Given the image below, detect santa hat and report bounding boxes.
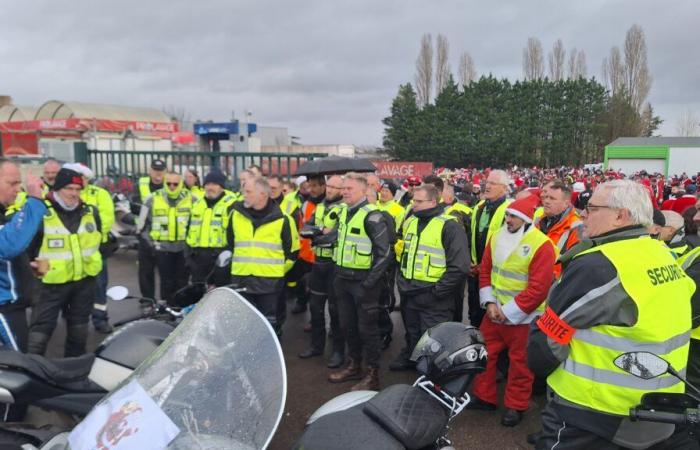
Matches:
[505,196,538,224]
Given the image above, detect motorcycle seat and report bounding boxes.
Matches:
[0,349,95,384]
[363,384,448,450]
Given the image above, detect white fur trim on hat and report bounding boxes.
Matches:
[505,207,533,224]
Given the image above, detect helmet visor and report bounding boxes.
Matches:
[410,333,443,362]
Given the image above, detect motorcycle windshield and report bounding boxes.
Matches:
[69,287,286,450]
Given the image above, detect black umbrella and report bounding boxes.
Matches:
[295,155,377,176]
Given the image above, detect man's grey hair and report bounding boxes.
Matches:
[343,172,368,188]
[414,184,439,202]
[597,179,653,226]
[489,169,510,186]
[253,177,271,196]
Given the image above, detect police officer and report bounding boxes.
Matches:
[0,160,46,351]
[529,180,695,449]
[184,168,204,200]
[227,177,299,334]
[185,170,237,284]
[134,159,166,299]
[137,171,195,304]
[389,185,469,371]
[28,168,102,357]
[442,183,472,322]
[468,169,511,327]
[328,173,392,391]
[298,175,346,367]
[69,163,116,334]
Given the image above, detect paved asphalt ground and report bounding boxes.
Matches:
[38,251,544,449]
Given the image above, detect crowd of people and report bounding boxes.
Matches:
[1,156,700,448]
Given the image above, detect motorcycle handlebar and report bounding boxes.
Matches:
[631,408,691,425]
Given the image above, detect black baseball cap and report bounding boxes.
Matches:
[151,159,166,171]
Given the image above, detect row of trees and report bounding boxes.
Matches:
[386,25,663,167]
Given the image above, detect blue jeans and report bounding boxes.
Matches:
[92,259,109,324]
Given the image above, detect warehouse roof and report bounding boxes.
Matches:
[0,105,38,122]
[34,100,171,123]
[609,137,700,146]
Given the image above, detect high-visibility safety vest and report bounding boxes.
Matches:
[313,201,343,259]
[489,226,558,315]
[377,199,405,220]
[149,191,192,242]
[41,183,50,197]
[81,184,115,243]
[470,199,511,264]
[445,201,472,217]
[186,193,237,248]
[401,214,454,283]
[6,191,27,216]
[335,204,377,270]
[299,200,317,264]
[535,208,583,278]
[230,211,286,278]
[189,185,205,200]
[281,191,301,217]
[138,177,154,201]
[38,203,102,284]
[547,237,694,416]
[678,246,700,340]
[533,207,545,221]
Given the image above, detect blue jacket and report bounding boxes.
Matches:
[0,197,47,305]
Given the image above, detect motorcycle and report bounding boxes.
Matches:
[614,351,700,445]
[294,322,488,450]
[0,286,286,449]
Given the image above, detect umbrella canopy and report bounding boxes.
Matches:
[295,155,376,176]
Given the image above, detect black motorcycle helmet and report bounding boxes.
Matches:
[410,322,487,395]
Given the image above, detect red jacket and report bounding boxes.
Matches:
[672,195,696,214]
[479,228,556,323]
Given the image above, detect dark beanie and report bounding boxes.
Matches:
[381,181,398,196]
[53,168,84,191]
[203,170,227,188]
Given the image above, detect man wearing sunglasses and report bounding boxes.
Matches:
[137,171,197,305]
[529,180,695,449]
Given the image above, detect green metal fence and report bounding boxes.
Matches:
[83,149,328,180]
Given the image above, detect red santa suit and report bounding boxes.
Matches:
[472,197,556,411]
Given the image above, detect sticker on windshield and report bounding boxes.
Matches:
[69,379,180,450]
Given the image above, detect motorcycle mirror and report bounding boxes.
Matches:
[216,250,232,268]
[613,352,669,380]
[106,286,129,301]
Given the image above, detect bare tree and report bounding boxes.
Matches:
[458,52,477,87]
[676,109,700,137]
[602,46,624,96]
[548,39,566,81]
[523,37,545,80]
[162,105,191,128]
[414,33,433,107]
[567,48,588,79]
[623,24,652,113]
[435,34,451,94]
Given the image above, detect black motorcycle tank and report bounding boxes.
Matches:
[95,319,174,369]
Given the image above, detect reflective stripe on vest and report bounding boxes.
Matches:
[186,194,236,248]
[401,214,452,283]
[547,237,693,415]
[470,199,511,264]
[149,191,192,242]
[38,204,102,284]
[281,191,300,216]
[230,211,286,278]
[313,202,343,259]
[489,226,557,313]
[335,204,376,270]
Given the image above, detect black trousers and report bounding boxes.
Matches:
[155,250,188,305]
[403,290,454,355]
[453,278,467,323]
[308,261,343,353]
[28,277,95,357]
[0,306,28,352]
[536,401,699,450]
[185,248,222,284]
[377,266,396,341]
[138,237,157,300]
[334,277,381,368]
[244,292,283,334]
[287,260,312,307]
[467,274,485,327]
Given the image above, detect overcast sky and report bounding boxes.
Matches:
[1,0,698,146]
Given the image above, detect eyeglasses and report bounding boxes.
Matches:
[327,185,343,189]
[585,203,615,213]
